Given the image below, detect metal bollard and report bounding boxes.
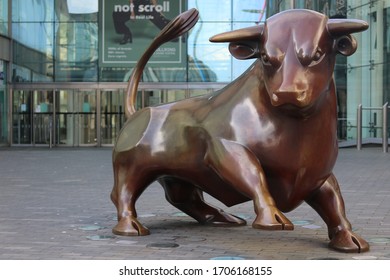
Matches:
[49,116,53,149]
[357,104,362,150]
[383,102,388,153]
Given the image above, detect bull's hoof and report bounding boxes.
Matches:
[112,216,150,236]
[329,229,369,253]
[252,207,294,230]
[202,211,247,227]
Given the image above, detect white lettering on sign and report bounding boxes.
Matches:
[114,1,170,13]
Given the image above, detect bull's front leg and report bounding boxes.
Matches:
[305,173,369,253]
[205,138,293,230]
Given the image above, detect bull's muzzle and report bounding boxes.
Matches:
[271,90,309,107]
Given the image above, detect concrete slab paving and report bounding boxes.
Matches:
[0,146,389,260]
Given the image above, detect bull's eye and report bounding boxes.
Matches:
[313,50,322,61]
[309,49,324,66]
[261,53,271,65]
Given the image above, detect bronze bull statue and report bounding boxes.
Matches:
[110,8,369,253]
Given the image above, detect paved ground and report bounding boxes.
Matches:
[0,146,389,260]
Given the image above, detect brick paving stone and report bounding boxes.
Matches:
[0,147,389,259]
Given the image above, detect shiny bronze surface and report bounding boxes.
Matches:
[111,9,369,253]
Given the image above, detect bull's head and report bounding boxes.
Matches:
[210,9,368,112]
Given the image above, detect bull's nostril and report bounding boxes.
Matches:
[297,91,306,101]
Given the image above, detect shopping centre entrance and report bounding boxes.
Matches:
[10,84,220,147]
[12,88,124,147]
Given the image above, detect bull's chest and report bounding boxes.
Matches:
[244,118,338,211]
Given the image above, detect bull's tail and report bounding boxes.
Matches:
[125,8,199,118]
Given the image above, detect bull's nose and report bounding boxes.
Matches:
[271,91,308,107]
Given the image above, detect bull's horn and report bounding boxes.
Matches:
[327,19,368,36]
[210,25,264,42]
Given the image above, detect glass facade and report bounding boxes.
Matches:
[0,60,6,144]
[10,0,265,84]
[0,0,7,36]
[11,0,98,82]
[0,0,387,146]
[0,0,7,144]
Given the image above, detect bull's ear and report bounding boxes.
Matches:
[210,25,264,60]
[229,42,259,60]
[327,19,368,56]
[334,35,358,56]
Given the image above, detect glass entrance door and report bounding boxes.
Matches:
[33,90,53,145]
[12,89,97,146]
[54,90,97,146]
[100,90,125,145]
[77,90,97,146]
[12,90,53,145]
[55,90,76,146]
[0,88,8,144]
[12,90,31,144]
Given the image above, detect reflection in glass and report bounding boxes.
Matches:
[101,90,125,145]
[232,0,266,22]
[0,0,8,35]
[12,90,32,144]
[12,90,53,145]
[33,91,53,145]
[77,91,96,145]
[67,0,98,14]
[0,89,7,144]
[56,90,75,146]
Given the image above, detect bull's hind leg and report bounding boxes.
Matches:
[160,177,246,226]
[205,139,293,230]
[110,160,150,236]
[305,174,369,253]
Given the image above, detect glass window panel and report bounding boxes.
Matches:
[141,89,186,107]
[0,0,8,35]
[188,0,232,22]
[327,0,346,17]
[12,0,55,22]
[12,90,32,144]
[188,22,232,82]
[12,33,54,83]
[76,90,96,145]
[266,0,293,17]
[55,90,75,146]
[161,89,186,103]
[346,2,373,111]
[384,7,390,108]
[55,20,98,82]
[54,1,98,82]
[294,0,319,10]
[100,90,125,145]
[0,60,7,143]
[189,89,213,98]
[141,65,188,82]
[232,0,266,22]
[143,89,164,107]
[12,0,55,82]
[12,21,54,56]
[100,67,132,82]
[67,0,98,14]
[12,64,32,83]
